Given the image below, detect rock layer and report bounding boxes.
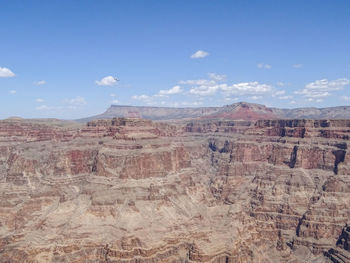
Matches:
[78,102,350,122]
[0,118,349,262]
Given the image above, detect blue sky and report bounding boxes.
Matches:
[1,0,350,119]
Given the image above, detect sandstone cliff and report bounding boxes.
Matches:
[0,117,349,262]
[77,102,350,122]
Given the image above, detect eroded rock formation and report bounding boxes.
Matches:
[0,117,349,262]
[78,102,350,122]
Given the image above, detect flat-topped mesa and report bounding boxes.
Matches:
[80,102,350,122]
[200,102,278,120]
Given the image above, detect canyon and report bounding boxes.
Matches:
[1,104,350,262]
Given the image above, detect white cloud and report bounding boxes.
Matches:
[159,85,183,95]
[180,72,275,98]
[271,90,293,100]
[277,82,285,87]
[273,90,286,96]
[96,76,117,86]
[295,78,349,98]
[36,105,50,110]
[341,96,350,101]
[290,100,296,104]
[224,97,239,102]
[153,94,167,98]
[110,93,116,97]
[208,73,226,82]
[187,81,274,97]
[189,85,221,96]
[190,50,209,59]
[179,79,216,86]
[34,80,46,86]
[306,98,323,103]
[249,95,262,100]
[35,97,87,112]
[0,67,15,78]
[257,63,271,69]
[132,95,151,101]
[9,90,16,94]
[132,85,184,104]
[132,72,279,105]
[112,99,119,104]
[222,82,273,96]
[293,64,303,68]
[278,95,293,100]
[132,93,166,104]
[181,101,203,106]
[179,73,225,87]
[64,96,87,106]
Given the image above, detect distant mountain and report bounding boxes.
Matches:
[77,102,350,122]
[77,104,222,122]
[203,102,278,120]
[272,105,350,119]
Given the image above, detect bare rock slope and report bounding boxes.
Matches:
[78,102,350,122]
[1,117,350,262]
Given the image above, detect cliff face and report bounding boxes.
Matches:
[0,118,349,262]
[77,102,350,122]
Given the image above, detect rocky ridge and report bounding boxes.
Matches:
[0,117,349,262]
[77,102,350,122]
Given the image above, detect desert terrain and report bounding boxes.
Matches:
[0,103,349,262]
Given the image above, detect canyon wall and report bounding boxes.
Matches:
[0,118,349,262]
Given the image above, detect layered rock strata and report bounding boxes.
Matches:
[0,118,349,262]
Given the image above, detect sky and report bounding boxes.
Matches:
[1,0,350,119]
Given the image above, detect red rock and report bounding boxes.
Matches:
[0,117,349,262]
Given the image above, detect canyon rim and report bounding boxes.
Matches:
[0,103,350,262]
